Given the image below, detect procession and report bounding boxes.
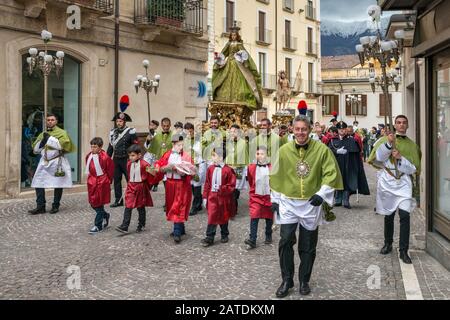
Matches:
[24,24,421,298]
[1,0,449,304]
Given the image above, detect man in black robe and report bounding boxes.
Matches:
[329,121,370,208]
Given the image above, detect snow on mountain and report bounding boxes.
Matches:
[321,17,390,57]
[321,17,390,38]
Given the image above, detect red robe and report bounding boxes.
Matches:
[247,164,273,220]
[125,159,156,209]
[154,150,193,223]
[86,150,114,208]
[203,164,236,225]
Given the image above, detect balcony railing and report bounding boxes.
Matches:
[283,35,298,51]
[321,68,371,80]
[306,41,318,56]
[283,0,295,12]
[255,28,272,45]
[305,5,316,20]
[256,0,270,4]
[261,74,298,91]
[222,18,242,34]
[134,0,205,36]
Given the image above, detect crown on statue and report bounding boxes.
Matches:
[229,21,241,33]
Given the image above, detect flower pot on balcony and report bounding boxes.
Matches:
[155,16,183,28]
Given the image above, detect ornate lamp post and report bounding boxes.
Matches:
[355,5,404,131]
[133,59,160,135]
[346,88,362,124]
[27,30,64,132]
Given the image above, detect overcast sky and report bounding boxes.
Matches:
[321,0,382,21]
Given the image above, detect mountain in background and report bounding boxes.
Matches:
[321,17,390,57]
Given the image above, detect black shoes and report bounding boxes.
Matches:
[28,207,46,215]
[299,282,311,296]
[136,226,145,233]
[110,201,123,208]
[334,202,342,207]
[245,238,256,249]
[400,250,412,264]
[49,205,59,214]
[174,235,181,243]
[221,236,229,243]
[344,203,351,209]
[115,226,128,233]
[202,238,213,247]
[265,236,273,244]
[380,243,393,255]
[275,281,294,298]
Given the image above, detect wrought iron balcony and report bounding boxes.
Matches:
[282,35,298,51]
[134,0,205,36]
[255,28,272,45]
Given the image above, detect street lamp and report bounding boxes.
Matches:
[346,88,362,124]
[27,30,64,132]
[134,59,160,136]
[355,4,404,131]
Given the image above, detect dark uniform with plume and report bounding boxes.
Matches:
[107,96,139,207]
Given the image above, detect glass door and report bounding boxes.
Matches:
[433,49,450,239]
[21,52,81,189]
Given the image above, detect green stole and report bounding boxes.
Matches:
[225,138,249,167]
[270,139,343,199]
[147,131,173,159]
[368,136,421,173]
[32,126,75,153]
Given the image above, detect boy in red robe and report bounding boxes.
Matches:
[202,148,236,247]
[152,134,196,243]
[245,145,274,249]
[115,145,156,234]
[86,137,114,234]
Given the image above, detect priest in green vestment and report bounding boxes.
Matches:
[29,113,75,215]
[270,116,343,298]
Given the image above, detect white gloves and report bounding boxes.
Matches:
[202,199,207,209]
[336,147,347,155]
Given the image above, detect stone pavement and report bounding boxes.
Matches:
[0,165,449,300]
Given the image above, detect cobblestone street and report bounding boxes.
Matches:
[0,165,449,300]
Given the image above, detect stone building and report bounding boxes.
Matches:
[0,0,208,198]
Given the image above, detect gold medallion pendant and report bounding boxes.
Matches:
[296,160,311,178]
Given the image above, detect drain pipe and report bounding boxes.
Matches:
[113,0,120,115]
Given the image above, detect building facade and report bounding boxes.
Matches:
[0,0,209,198]
[381,0,450,270]
[208,0,322,122]
[321,54,403,129]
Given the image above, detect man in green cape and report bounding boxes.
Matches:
[225,124,249,216]
[28,113,74,215]
[251,118,287,164]
[270,116,343,298]
[368,115,421,264]
[145,117,173,192]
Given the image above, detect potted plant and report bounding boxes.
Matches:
[148,0,185,28]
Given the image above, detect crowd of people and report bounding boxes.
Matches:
[26,99,421,298]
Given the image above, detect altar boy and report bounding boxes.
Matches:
[201,148,236,247]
